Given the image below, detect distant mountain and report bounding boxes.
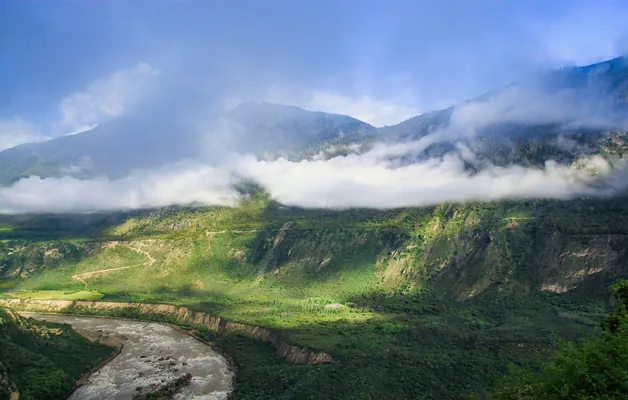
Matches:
[0,57,627,186]
[0,102,376,185]
[222,102,376,157]
[362,56,628,172]
[380,56,628,142]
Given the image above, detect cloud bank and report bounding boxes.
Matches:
[0,135,624,214]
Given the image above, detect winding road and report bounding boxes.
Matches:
[72,244,156,288]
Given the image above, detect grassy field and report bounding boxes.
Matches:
[1,195,627,398]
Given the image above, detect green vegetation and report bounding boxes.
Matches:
[1,193,628,398]
[0,307,116,400]
[488,280,628,399]
[3,290,104,301]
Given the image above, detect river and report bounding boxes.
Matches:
[24,314,234,400]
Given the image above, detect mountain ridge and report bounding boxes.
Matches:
[1,56,627,188]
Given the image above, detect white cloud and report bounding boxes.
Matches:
[237,141,622,209]
[0,117,46,151]
[449,82,627,135]
[56,62,159,136]
[0,134,624,213]
[0,161,236,213]
[303,91,421,127]
[229,88,421,127]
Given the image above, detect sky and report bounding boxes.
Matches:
[2,0,628,131]
[1,0,628,212]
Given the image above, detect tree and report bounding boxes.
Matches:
[487,280,628,400]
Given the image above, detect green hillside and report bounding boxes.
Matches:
[0,307,116,400]
[1,192,627,398]
[0,103,376,186]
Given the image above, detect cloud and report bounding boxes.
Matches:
[0,63,159,151]
[0,117,46,151]
[0,134,624,213]
[56,62,160,136]
[229,88,421,127]
[449,77,628,136]
[0,161,237,214]
[303,91,420,127]
[237,141,624,209]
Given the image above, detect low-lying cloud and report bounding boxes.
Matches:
[451,87,626,135]
[0,135,624,214]
[0,162,237,214]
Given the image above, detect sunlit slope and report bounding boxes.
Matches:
[1,194,628,397]
[3,196,628,299]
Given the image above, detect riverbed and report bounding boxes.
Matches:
[24,314,234,400]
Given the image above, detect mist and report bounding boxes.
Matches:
[0,131,626,213]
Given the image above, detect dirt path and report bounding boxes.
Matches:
[72,244,156,288]
[204,229,259,237]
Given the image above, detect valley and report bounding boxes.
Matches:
[2,193,627,398]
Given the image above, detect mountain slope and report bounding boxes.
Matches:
[2,193,628,398]
[380,56,628,142]
[0,103,376,185]
[0,57,626,188]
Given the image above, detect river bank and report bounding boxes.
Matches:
[1,299,333,364]
[25,313,234,400]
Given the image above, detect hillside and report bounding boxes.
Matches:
[2,191,628,398]
[381,56,628,141]
[0,102,375,185]
[0,307,116,400]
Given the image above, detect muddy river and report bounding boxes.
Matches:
[24,314,234,400]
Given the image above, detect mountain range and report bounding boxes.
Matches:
[1,56,627,189]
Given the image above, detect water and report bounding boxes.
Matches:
[25,314,234,400]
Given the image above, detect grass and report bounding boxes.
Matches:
[2,290,104,301]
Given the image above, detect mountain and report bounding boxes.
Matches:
[0,57,626,187]
[382,56,628,142]
[224,102,376,155]
[2,192,628,399]
[0,102,376,185]
[0,115,202,185]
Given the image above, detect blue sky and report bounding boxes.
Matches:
[1,0,628,145]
